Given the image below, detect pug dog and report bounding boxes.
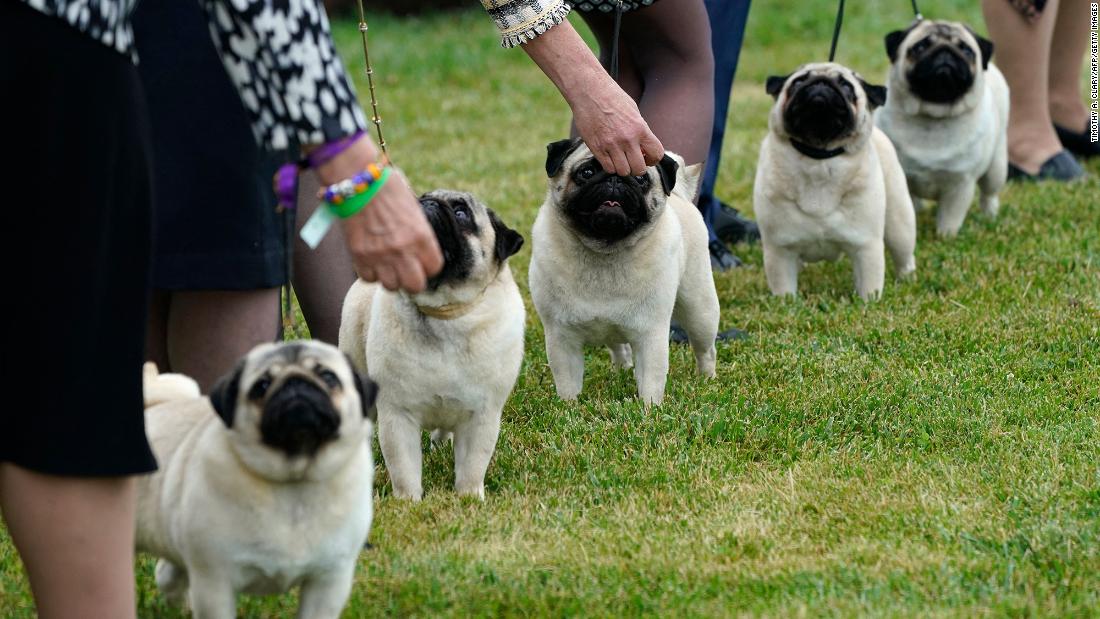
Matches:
[877,19,1008,237]
[529,140,720,405]
[136,341,379,619]
[339,190,525,501]
[755,62,917,300]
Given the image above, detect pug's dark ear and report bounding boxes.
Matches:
[344,356,379,422]
[545,138,583,177]
[885,30,907,63]
[765,74,789,99]
[860,80,888,108]
[488,209,524,263]
[965,26,994,69]
[208,360,244,428]
[656,155,679,196]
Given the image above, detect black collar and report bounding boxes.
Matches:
[790,139,845,160]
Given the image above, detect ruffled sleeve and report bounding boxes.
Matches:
[198,0,368,150]
[481,0,572,48]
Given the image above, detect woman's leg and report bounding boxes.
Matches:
[145,290,170,370]
[621,0,715,165]
[292,171,357,345]
[981,0,1062,173]
[164,290,280,391]
[578,0,715,165]
[0,465,137,619]
[1047,0,1091,129]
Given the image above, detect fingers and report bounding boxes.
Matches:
[640,131,665,167]
[608,150,632,177]
[593,149,616,175]
[393,253,428,293]
[624,145,647,176]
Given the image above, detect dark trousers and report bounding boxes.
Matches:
[699,0,752,242]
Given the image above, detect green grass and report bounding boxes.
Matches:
[3,1,1098,616]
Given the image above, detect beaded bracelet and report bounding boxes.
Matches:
[322,164,391,219]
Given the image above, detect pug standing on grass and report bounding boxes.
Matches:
[136,342,379,619]
[755,62,917,301]
[876,19,1008,237]
[529,139,720,406]
[339,190,525,501]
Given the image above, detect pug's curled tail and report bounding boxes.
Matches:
[143,362,202,409]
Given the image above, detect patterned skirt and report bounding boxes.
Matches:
[569,0,659,12]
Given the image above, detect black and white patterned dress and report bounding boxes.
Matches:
[21,0,367,150]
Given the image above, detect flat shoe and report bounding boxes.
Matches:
[1054,122,1099,159]
[1007,149,1084,182]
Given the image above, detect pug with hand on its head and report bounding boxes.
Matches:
[339,190,525,501]
[529,140,720,406]
[876,19,1008,237]
[755,62,917,301]
[136,341,379,619]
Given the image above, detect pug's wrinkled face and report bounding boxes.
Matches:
[544,139,679,250]
[417,190,523,302]
[886,20,993,105]
[209,341,378,481]
[765,62,886,150]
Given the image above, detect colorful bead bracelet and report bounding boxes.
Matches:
[322,164,391,219]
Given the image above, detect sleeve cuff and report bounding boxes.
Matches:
[483,0,572,48]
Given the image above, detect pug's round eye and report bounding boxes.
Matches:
[634,174,649,184]
[840,81,856,100]
[454,207,470,222]
[579,167,596,180]
[316,368,340,388]
[249,376,272,400]
[911,40,930,54]
[960,46,975,59]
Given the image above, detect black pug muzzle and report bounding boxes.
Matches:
[260,377,341,457]
[421,198,473,289]
[783,77,855,146]
[907,46,974,104]
[565,172,651,244]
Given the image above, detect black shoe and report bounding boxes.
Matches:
[1007,150,1084,182]
[670,323,748,344]
[709,239,742,272]
[1054,122,1100,159]
[713,201,760,245]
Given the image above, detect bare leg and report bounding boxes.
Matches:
[982,0,1062,174]
[293,171,356,344]
[1048,0,1091,129]
[165,289,280,392]
[0,465,137,619]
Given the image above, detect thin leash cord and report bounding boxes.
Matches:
[610,0,623,81]
[910,0,922,20]
[356,0,388,158]
[828,0,845,62]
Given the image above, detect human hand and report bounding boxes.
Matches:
[518,19,664,176]
[569,74,664,176]
[314,138,442,293]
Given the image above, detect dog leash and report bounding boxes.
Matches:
[828,0,845,62]
[910,0,923,21]
[276,0,394,340]
[610,0,624,81]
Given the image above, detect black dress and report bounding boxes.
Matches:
[134,0,289,290]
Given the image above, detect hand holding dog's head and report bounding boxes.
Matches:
[209,340,378,480]
[544,139,679,249]
[765,63,885,152]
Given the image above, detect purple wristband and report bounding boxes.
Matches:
[275,130,367,211]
